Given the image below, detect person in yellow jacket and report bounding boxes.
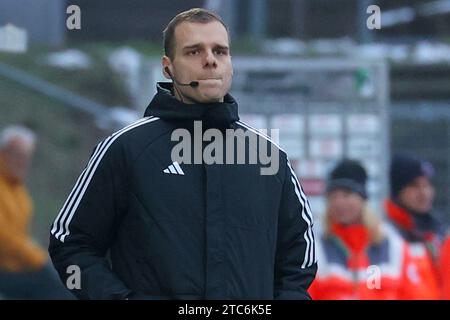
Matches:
[0,125,73,299]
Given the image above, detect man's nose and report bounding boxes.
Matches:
[203,50,217,68]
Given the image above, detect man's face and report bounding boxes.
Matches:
[163,21,233,103]
[398,176,435,214]
[0,137,35,183]
[327,189,365,225]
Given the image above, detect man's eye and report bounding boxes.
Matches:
[188,50,199,55]
[215,50,227,55]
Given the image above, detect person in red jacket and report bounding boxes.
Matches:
[440,234,450,299]
[309,159,423,300]
[385,153,447,299]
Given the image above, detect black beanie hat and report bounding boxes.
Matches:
[327,159,368,198]
[390,154,434,199]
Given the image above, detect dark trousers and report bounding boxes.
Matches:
[0,263,76,300]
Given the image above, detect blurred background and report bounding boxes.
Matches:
[0,0,449,248]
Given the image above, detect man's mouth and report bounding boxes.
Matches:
[198,77,222,81]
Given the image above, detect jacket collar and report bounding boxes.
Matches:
[384,199,443,244]
[331,222,370,254]
[384,199,415,232]
[144,82,239,129]
[330,222,370,269]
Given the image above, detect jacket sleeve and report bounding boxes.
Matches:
[48,138,132,300]
[274,158,318,300]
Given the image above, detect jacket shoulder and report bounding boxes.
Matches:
[88,116,169,166]
[105,116,174,151]
[235,120,287,157]
[111,116,166,145]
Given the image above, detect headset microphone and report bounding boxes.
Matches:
[165,67,199,88]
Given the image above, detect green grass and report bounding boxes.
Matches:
[0,45,131,107]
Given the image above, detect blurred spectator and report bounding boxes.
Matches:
[309,159,424,299]
[385,153,448,299]
[0,125,73,299]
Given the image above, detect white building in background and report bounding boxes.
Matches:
[0,0,65,47]
[0,23,28,53]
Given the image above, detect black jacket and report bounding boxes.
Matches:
[49,83,317,300]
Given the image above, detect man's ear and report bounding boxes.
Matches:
[230,55,234,77]
[162,56,172,79]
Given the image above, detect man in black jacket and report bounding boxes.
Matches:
[49,8,317,300]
